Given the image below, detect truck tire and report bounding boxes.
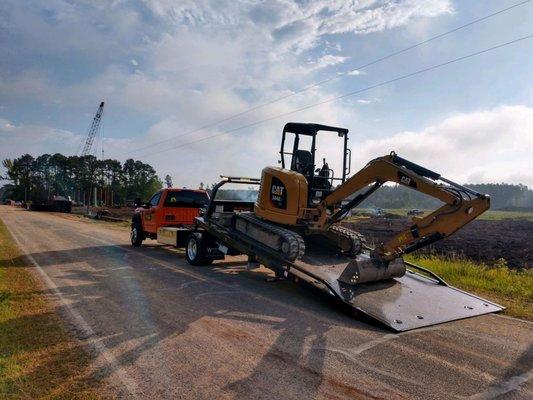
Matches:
[186,233,213,266]
[131,222,144,247]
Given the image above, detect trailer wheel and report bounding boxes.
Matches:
[131,222,144,247]
[186,233,213,266]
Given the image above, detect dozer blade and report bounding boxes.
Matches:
[288,252,504,332]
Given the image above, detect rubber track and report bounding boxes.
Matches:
[234,212,306,261]
[328,225,366,256]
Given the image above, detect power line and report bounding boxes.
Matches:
[140,34,532,158]
[122,0,531,156]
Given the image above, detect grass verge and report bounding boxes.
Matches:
[407,255,533,321]
[0,217,107,399]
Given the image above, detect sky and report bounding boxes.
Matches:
[1,0,532,188]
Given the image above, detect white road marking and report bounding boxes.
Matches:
[350,333,400,355]
[466,368,533,399]
[3,220,141,399]
[194,290,243,300]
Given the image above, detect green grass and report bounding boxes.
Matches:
[476,210,533,221]
[407,255,533,320]
[0,217,106,399]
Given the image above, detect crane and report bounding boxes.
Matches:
[80,101,104,157]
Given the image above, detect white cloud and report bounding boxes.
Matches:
[346,69,363,76]
[318,0,453,36]
[352,105,533,186]
[308,54,349,70]
[1,0,453,117]
[141,0,453,53]
[1,0,466,188]
[0,118,82,158]
[0,117,132,161]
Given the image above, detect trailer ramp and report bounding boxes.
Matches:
[288,251,504,332]
[196,216,503,332]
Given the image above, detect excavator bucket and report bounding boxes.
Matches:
[288,252,504,332]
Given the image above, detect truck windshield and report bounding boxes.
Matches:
[164,191,209,207]
[214,183,259,202]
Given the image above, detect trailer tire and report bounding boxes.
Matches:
[131,222,144,247]
[186,233,213,266]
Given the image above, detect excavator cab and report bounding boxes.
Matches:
[280,123,351,204]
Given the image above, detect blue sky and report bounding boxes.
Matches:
[1,0,532,187]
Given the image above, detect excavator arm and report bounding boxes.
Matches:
[320,152,490,261]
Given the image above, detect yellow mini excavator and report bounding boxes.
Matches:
[235,122,489,266]
[224,122,502,329]
[191,122,503,330]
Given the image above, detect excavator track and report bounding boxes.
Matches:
[308,224,365,257]
[328,225,367,256]
[233,212,305,261]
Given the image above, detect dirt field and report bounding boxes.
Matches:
[344,217,532,269]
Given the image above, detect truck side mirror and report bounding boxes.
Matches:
[133,198,142,208]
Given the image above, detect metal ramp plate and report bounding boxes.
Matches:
[290,253,504,332]
[338,272,504,331]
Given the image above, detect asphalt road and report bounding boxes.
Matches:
[1,206,531,400]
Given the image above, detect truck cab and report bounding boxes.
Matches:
[131,188,209,246]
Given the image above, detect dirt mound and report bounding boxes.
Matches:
[72,206,133,221]
[343,217,532,269]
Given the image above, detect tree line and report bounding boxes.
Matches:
[2,152,530,210]
[1,153,162,206]
[356,183,533,210]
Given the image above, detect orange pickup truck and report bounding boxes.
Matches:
[130,188,209,247]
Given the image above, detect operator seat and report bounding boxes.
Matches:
[291,150,314,176]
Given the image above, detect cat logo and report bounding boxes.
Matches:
[272,185,284,197]
[270,177,287,209]
[398,172,417,188]
[401,176,411,185]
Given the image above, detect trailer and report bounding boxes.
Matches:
[179,176,503,332]
[28,196,72,213]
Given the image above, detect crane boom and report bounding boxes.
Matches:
[80,101,104,157]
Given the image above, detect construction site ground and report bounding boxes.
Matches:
[0,205,531,399]
[344,216,532,269]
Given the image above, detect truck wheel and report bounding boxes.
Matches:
[186,233,213,266]
[131,222,144,247]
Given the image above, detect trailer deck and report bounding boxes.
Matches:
[190,176,504,332]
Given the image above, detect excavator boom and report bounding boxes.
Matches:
[320,152,490,261]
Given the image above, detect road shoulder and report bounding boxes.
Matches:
[0,213,111,399]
